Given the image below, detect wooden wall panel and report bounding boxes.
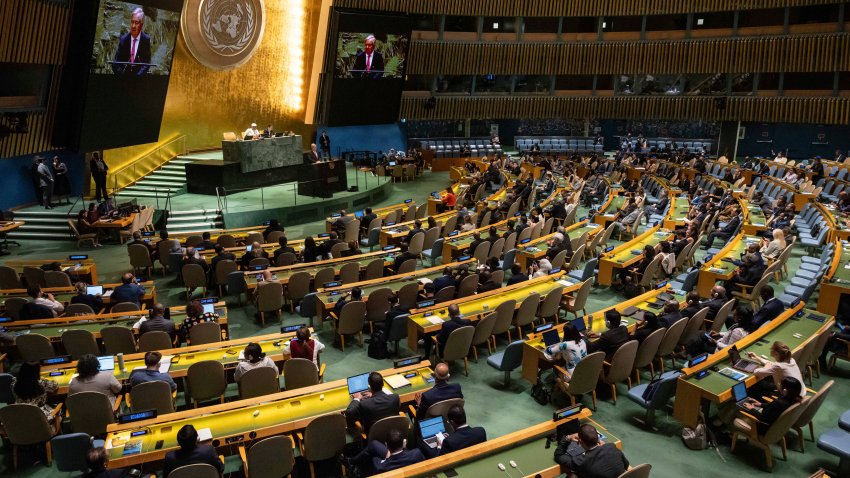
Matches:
[0,0,72,159]
[407,34,850,75]
[334,0,842,17]
[399,96,850,125]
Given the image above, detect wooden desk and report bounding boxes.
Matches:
[372,411,620,478]
[0,281,157,310]
[103,362,434,469]
[695,233,758,297]
[427,183,465,216]
[406,272,580,351]
[5,259,99,285]
[380,211,455,247]
[597,227,673,286]
[40,331,293,395]
[521,286,687,385]
[242,249,399,290]
[515,221,602,270]
[326,201,414,232]
[441,219,511,263]
[662,194,691,230]
[672,302,832,428]
[593,194,625,227]
[817,240,846,316]
[742,202,768,236]
[93,214,136,229]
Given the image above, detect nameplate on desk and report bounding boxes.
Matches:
[457,255,471,261]
[383,246,395,251]
[404,198,413,203]
[118,409,157,424]
[41,355,71,365]
[416,300,435,309]
[199,297,218,304]
[534,323,554,333]
[68,255,88,260]
[318,233,330,238]
[553,404,582,421]
[281,324,306,333]
[394,356,422,368]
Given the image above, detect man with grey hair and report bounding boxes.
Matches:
[113,7,151,75]
[353,34,384,78]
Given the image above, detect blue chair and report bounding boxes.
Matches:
[626,371,681,429]
[296,292,318,326]
[486,340,524,386]
[52,432,94,474]
[360,227,381,251]
[568,257,598,282]
[387,313,409,355]
[670,268,699,292]
[817,428,850,476]
[500,248,517,271]
[422,237,444,266]
[840,410,850,432]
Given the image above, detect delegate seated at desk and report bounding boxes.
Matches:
[163,425,224,478]
[346,371,401,433]
[555,424,629,478]
[243,123,261,140]
[423,404,486,458]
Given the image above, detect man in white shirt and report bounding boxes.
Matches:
[31,286,64,316]
[747,341,807,398]
[243,123,260,140]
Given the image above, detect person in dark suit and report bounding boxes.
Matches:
[658,300,683,328]
[391,242,416,274]
[381,293,410,332]
[180,247,210,277]
[506,263,528,285]
[112,8,152,76]
[644,194,669,219]
[319,129,331,159]
[431,404,487,456]
[414,362,462,417]
[305,143,321,164]
[703,215,741,250]
[467,232,489,257]
[555,424,629,477]
[82,447,127,478]
[477,271,499,293]
[333,287,361,317]
[725,253,766,299]
[210,245,236,276]
[352,35,385,79]
[361,207,377,228]
[90,152,109,202]
[633,311,664,344]
[406,220,424,245]
[699,286,727,325]
[432,267,455,293]
[272,236,296,263]
[588,310,630,360]
[353,428,424,475]
[111,273,145,307]
[346,372,400,433]
[198,232,216,250]
[138,303,176,342]
[71,282,104,312]
[753,286,784,328]
[163,425,224,478]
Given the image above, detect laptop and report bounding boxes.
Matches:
[431,192,441,200]
[87,285,103,295]
[732,381,763,414]
[347,373,370,395]
[97,355,115,371]
[571,317,587,335]
[728,345,759,373]
[202,303,215,315]
[542,329,561,348]
[419,416,449,449]
[354,210,364,219]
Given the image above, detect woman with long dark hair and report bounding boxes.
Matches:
[12,361,58,415]
[68,354,122,406]
[301,236,319,263]
[285,326,325,367]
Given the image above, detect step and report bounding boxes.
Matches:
[8,231,73,240]
[122,184,177,193]
[11,217,73,226]
[114,191,163,198]
[166,221,224,231]
[170,158,194,165]
[132,179,185,188]
[150,170,186,179]
[161,164,188,172]
[13,210,75,219]
[169,209,222,216]
[168,214,222,223]
[13,224,70,233]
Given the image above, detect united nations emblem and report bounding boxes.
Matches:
[181,0,265,70]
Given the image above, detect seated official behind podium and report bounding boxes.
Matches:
[164,425,224,478]
[555,424,629,478]
[304,143,321,164]
[243,123,260,140]
[424,404,486,457]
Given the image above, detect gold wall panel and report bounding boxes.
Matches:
[0,0,71,159]
[399,96,850,125]
[103,0,323,170]
[333,0,842,17]
[407,33,850,75]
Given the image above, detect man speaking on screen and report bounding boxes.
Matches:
[112,8,152,76]
[352,35,384,79]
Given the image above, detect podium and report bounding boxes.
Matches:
[298,160,348,198]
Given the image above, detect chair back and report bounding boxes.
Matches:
[472,313,497,347]
[366,287,392,323]
[408,232,425,255]
[471,241,489,264]
[16,333,55,361]
[138,331,173,352]
[565,245,586,272]
[66,391,115,436]
[442,216,458,236]
[217,234,237,247]
[367,415,411,443]
[246,435,295,478]
[538,286,564,319]
[266,231,285,244]
[22,266,46,288]
[187,360,226,404]
[226,271,247,300]
[302,413,347,462]
[762,401,807,444]
[4,296,27,319]
[504,232,517,253]
[679,307,708,346]
[167,464,220,478]
[456,273,479,298]
[422,227,441,253]
[52,432,92,473]
[283,358,320,391]
[794,379,834,430]
[239,366,280,399]
[604,340,639,385]
[66,303,96,315]
[638,256,662,288]
[397,258,417,274]
[249,257,271,269]
[128,244,153,269]
[657,318,688,358]
[517,227,533,243]
[633,328,665,370]
[337,301,367,335]
[0,265,22,289]
[365,258,385,280]
[112,302,140,313]
[565,351,605,396]
[396,282,419,309]
[44,271,72,288]
[434,285,455,303]
[189,322,221,345]
[246,232,264,245]
[61,329,100,359]
[285,271,311,302]
[617,463,652,478]
[215,260,238,285]
[387,313,409,343]
[440,325,475,362]
[255,281,284,315]
[276,252,297,266]
[424,398,465,420]
[330,242,349,258]
[130,380,175,414]
[0,404,53,446]
[184,235,203,247]
[570,278,594,312]
[515,292,540,328]
[488,237,505,259]
[157,240,178,268]
[550,249,569,270]
[710,299,736,333]
[495,340,525,371]
[181,263,207,289]
[339,262,360,284]
[490,299,517,336]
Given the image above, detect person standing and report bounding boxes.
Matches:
[52,156,70,205]
[90,152,109,201]
[36,157,54,209]
[319,129,331,159]
[30,157,42,206]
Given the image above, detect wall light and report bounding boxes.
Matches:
[696,18,704,26]
[492,22,499,29]
[282,0,305,112]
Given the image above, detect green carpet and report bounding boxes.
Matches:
[1,169,845,477]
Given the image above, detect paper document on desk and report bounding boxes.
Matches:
[197,428,213,442]
[385,374,411,389]
[426,316,443,325]
[103,290,113,297]
[159,356,172,373]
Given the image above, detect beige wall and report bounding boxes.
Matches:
[103,0,327,170]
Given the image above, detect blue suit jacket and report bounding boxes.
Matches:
[440,426,486,455]
[415,381,463,417]
[373,448,425,473]
[754,298,784,327]
[432,275,455,292]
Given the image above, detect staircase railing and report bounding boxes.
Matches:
[109,135,187,194]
